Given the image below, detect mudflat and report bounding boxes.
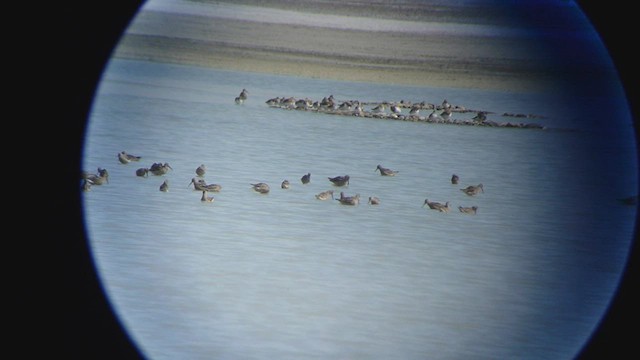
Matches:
[112,1,600,92]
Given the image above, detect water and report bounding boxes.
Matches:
[82,59,637,360]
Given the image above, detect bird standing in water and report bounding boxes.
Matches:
[251,182,270,194]
[195,164,206,177]
[159,180,169,192]
[375,165,399,176]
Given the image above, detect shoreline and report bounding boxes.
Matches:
[111,5,614,94]
[113,34,560,93]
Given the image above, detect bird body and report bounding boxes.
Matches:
[472,111,487,122]
[337,192,360,205]
[368,196,380,205]
[315,190,334,200]
[118,151,141,164]
[281,180,290,189]
[423,199,450,212]
[84,168,109,185]
[149,162,172,176]
[460,184,484,196]
[136,168,149,177]
[196,164,206,177]
[375,165,398,176]
[159,180,169,192]
[328,175,350,187]
[459,206,478,215]
[451,174,459,184]
[251,183,270,194]
[189,178,221,192]
[301,173,311,184]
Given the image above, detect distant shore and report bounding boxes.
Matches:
[112,2,608,93]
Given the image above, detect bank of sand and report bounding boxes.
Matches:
[112,5,595,93]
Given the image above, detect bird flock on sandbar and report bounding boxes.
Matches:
[258,92,545,129]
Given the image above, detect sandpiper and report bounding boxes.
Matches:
[189,178,221,192]
[460,184,484,196]
[472,111,487,122]
[159,180,169,192]
[368,196,380,205]
[84,168,109,185]
[281,180,291,189]
[375,164,398,176]
[328,175,350,187]
[235,88,248,104]
[440,107,452,121]
[251,182,270,194]
[451,174,459,184]
[371,103,387,114]
[195,164,206,177]
[315,190,334,200]
[458,205,478,215]
[136,168,149,177]
[336,192,360,205]
[118,151,142,164]
[149,162,172,176]
[301,173,311,184]
[423,199,450,212]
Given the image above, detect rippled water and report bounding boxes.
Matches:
[82,59,637,360]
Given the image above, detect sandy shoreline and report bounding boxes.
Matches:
[112,3,608,93]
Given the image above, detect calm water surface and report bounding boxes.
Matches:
[83,59,637,360]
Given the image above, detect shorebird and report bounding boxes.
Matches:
[301,173,311,184]
[189,178,221,192]
[428,110,442,122]
[195,164,206,177]
[201,190,215,202]
[118,151,141,164]
[84,168,109,185]
[315,190,334,200]
[328,175,350,187]
[159,180,169,192]
[375,164,398,176]
[451,174,459,184]
[440,107,452,121]
[409,105,420,115]
[281,180,290,189]
[135,168,149,177]
[472,111,487,122]
[460,184,484,196]
[336,192,360,205]
[458,205,478,215]
[390,104,401,114]
[235,88,248,104]
[371,103,387,114]
[251,182,270,194]
[368,196,380,205]
[266,97,281,106]
[441,99,451,110]
[149,162,172,176]
[422,199,450,212]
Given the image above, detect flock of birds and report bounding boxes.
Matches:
[81,150,483,214]
[81,89,492,213]
[255,90,544,129]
